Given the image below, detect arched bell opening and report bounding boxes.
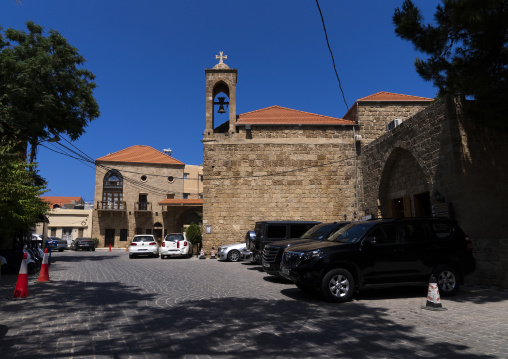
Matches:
[212,81,231,133]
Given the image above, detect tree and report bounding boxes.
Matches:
[393,0,508,128]
[0,21,100,163]
[0,135,48,247]
[185,223,202,246]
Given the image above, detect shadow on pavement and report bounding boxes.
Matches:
[0,277,496,358]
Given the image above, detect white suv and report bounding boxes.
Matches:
[128,235,159,259]
[160,233,193,259]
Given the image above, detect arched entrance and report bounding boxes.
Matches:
[378,147,431,218]
[153,222,163,243]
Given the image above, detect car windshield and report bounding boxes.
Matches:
[165,234,183,241]
[133,236,154,242]
[326,222,374,243]
[300,223,339,240]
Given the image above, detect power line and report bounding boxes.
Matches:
[315,0,349,111]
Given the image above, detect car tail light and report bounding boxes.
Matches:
[149,242,157,246]
[465,235,473,251]
[177,241,180,248]
[184,241,188,247]
[162,242,165,247]
[130,243,137,246]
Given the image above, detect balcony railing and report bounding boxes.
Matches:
[135,202,152,211]
[97,201,126,210]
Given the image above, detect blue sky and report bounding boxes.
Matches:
[1,0,440,203]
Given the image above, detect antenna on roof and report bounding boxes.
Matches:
[163,148,172,156]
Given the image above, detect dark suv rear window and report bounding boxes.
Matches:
[266,225,286,239]
[430,222,454,239]
[290,224,311,238]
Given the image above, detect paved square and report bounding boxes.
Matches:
[1,250,507,358]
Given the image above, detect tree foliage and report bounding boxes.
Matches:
[185,223,202,245]
[0,135,48,243]
[393,0,508,128]
[0,21,100,162]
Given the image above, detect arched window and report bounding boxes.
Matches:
[102,170,124,209]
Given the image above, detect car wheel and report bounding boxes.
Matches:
[433,265,460,296]
[227,250,240,262]
[321,268,355,303]
[92,248,95,251]
[58,249,64,252]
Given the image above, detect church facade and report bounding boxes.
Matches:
[201,56,431,251]
[201,54,508,288]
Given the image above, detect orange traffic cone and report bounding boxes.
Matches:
[38,248,50,282]
[210,248,216,259]
[199,248,206,259]
[422,274,447,311]
[109,244,112,252]
[13,253,29,299]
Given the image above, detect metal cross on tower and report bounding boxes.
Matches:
[216,51,227,64]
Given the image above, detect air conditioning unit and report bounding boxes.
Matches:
[386,118,402,131]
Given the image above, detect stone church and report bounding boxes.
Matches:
[202,54,508,288]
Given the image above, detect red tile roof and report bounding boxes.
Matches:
[159,199,203,206]
[342,91,434,120]
[236,106,353,125]
[357,91,433,102]
[41,196,83,208]
[96,145,184,165]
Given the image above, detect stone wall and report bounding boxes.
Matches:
[361,98,508,288]
[202,126,359,250]
[356,102,431,143]
[92,162,184,247]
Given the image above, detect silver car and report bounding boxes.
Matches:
[128,235,159,259]
[217,242,246,262]
[49,236,67,252]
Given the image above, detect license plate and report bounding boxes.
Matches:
[281,268,290,276]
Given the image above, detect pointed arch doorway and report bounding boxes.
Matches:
[378,147,431,218]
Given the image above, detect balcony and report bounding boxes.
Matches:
[134,202,152,217]
[97,201,127,217]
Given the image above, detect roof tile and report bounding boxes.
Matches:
[357,91,433,102]
[159,199,203,205]
[236,106,353,125]
[96,145,184,165]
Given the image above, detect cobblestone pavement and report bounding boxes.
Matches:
[0,249,507,358]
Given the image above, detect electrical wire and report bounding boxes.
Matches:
[315,0,349,111]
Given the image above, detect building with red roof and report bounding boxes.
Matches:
[91,145,202,247]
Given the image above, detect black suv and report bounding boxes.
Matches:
[246,221,319,264]
[280,218,476,302]
[262,222,350,276]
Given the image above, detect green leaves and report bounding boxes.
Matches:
[393,0,508,129]
[0,21,100,162]
[0,139,48,240]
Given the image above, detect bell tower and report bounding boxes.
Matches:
[204,52,237,139]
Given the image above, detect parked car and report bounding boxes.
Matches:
[217,242,246,262]
[262,221,350,276]
[280,218,476,302]
[32,234,57,249]
[49,236,67,252]
[160,233,192,259]
[129,235,159,258]
[246,221,320,264]
[71,237,96,251]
